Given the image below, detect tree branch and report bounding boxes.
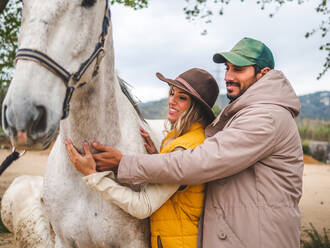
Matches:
[0,0,10,14]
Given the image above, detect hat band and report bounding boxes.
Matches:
[175,77,203,100]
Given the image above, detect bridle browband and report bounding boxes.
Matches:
[15,0,111,119]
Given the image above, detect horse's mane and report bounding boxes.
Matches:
[118,77,146,123]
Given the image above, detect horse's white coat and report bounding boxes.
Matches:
[1,176,54,247]
[2,0,157,247]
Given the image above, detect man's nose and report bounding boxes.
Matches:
[224,70,234,82]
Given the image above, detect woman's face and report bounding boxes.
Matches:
[168,86,191,123]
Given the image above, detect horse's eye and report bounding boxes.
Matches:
[81,0,96,8]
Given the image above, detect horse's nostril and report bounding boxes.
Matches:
[2,105,17,137]
[32,106,47,133]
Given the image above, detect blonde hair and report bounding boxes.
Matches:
[165,86,212,138]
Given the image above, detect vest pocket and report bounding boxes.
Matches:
[157,235,163,248]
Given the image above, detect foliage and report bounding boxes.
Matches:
[183,0,329,79]
[0,0,22,127]
[301,140,311,155]
[300,223,330,248]
[212,104,222,116]
[0,0,22,90]
[0,0,328,94]
[296,119,330,142]
[110,0,147,10]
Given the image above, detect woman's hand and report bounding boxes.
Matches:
[140,127,158,154]
[65,139,97,176]
[92,142,123,172]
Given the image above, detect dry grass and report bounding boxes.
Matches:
[304,155,325,165]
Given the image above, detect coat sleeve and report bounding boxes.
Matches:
[83,171,179,219]
[118,108,277,185]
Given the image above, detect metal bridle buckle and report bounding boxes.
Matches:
[12,146,26,157]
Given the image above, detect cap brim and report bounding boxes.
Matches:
[156,72,216,121]
[213,52,254,66]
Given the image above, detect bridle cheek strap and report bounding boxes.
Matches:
[14,0,110,120]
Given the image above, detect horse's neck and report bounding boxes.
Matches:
[60,38,142,153]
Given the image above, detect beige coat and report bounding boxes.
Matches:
[118,70,304,248]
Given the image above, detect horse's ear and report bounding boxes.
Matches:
[0,0,10,14]
[82,0,97,8]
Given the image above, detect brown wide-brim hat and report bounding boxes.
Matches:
[156,68,219,121]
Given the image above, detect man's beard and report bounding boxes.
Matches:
[227,93,242,102]
[226,82,241,102]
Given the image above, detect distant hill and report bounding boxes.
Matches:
[140,91,330,121]
[139,98,168,119]
[298,91,330,121]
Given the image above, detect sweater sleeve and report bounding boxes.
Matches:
[83,171,179,219]
[118,107,277,185]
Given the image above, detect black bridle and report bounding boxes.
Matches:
[15,0,111,119]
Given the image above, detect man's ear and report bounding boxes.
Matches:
[256,67,271,80]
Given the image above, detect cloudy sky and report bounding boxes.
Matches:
[110,0,330,102]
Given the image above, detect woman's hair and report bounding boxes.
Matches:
[165,86,212,138]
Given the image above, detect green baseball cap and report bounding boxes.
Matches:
[213,37,275,69]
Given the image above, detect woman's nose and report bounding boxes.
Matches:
[168,96,176,105]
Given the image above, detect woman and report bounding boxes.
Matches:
[65,68,219,248]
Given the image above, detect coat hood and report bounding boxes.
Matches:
[224,70,300,118]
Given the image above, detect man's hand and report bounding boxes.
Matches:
[65,139,97,176]
[92,142,123,172]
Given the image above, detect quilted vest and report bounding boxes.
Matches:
[150,122,205,248]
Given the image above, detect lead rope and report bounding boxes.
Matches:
[0,147,26,176]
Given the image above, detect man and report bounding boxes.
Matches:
[92,37,304,248]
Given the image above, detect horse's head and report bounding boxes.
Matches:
[2,0,110,150]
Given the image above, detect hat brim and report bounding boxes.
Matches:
[156,72,215,121]
[213,52,254,66]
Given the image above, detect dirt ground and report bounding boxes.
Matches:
[0,149,329,246]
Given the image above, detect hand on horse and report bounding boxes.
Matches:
[92,142,122,172]
[140,127,158,154]
[65,139,97,176]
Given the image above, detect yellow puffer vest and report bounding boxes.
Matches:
[150,122,205,248]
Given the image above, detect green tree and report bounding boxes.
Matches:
[183,0,329,79]
[0,0,22,91]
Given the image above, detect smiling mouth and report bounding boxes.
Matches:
[226,82,241,93]
[169,108,178,114]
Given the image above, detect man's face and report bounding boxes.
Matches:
[224,62,258,102]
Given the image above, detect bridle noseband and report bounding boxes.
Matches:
[15,0,111,119]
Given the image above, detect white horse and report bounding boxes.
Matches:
[1,0,156,247]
